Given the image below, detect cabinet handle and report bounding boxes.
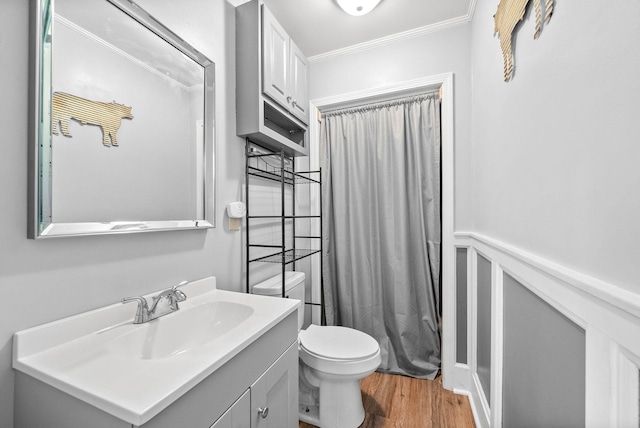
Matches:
[292,100,297,108]
[286,95,292,103]
[258,406,269,418]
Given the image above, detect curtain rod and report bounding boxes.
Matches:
[321,91,440,118]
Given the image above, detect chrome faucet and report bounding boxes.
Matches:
[121,281,188,324]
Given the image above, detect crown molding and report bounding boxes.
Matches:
[467,0,478,21]
[309,1,477,64]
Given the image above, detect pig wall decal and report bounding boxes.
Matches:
[494,0,554,82]
[52,92,134,147]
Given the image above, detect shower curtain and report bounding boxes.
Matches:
[321,94,441,379]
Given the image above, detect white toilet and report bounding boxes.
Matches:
[252,272,381,428]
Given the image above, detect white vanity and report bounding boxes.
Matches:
[13,277,300,428]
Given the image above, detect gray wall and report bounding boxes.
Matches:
[0,1,245,426]
[503,273,585,427]
[476,253,492,404]
[456,247,468,364]
[470,0,640,294]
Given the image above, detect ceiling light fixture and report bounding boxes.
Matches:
[336,0,382,16]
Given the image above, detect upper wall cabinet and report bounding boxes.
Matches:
[236,0,309,156]
[262,7,309,124]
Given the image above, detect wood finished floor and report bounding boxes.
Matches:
[299,371,476,428]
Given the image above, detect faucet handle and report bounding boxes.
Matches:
[121,296,149,324]
[172,280,188,302]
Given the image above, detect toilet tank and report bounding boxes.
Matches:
[252,271,305,329]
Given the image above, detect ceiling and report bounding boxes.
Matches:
[231,0,474,58]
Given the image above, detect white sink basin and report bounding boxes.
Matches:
[13,277,299,425]
[107,301,254,360]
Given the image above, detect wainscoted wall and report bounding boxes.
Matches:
[503,273,585,427]
[451,232,640,428]
[463,1,640,426]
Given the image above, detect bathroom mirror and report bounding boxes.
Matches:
[28,0,215,238]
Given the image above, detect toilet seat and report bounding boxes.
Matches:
[298,325,381,376]
[299,325,379,360]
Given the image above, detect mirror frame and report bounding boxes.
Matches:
[27,0,216,239]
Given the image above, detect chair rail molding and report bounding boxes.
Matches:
[455,231,640,320]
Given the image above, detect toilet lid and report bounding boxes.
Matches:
[299,325,379,361]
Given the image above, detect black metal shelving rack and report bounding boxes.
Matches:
[244,139,324,320]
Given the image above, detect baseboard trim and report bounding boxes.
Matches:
[469,373,490,428]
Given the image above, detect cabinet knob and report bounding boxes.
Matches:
[258,406,269,418]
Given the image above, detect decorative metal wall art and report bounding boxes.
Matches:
[494,0,554,82]
[52,92,134,147]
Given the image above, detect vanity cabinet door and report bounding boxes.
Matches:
[250,342,298,428]
[261,5,290,110]
[211,390,250,428]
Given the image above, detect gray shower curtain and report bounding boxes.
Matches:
[321,94,441,379]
